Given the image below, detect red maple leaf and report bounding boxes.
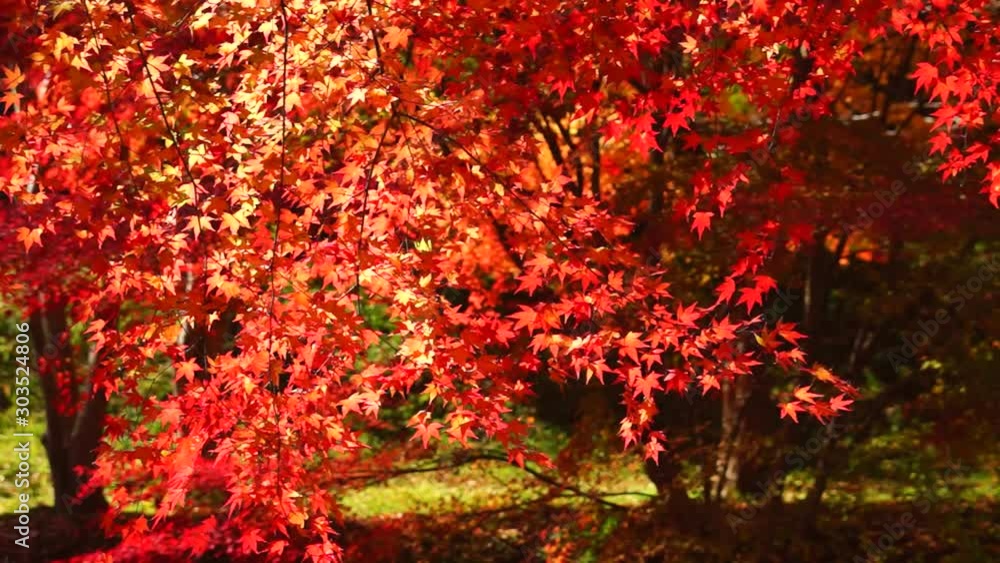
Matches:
[910,62,938,94]
[779,401,804,423]
[620,331,648,364]
[829,393,855,412]
[691,211,714,240]
[736,287,764,313]
[715,277,737,306]
[776,322,807,345]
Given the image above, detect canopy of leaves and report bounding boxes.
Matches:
[1,0,997,559]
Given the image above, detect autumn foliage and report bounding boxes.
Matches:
[0,0,997,560]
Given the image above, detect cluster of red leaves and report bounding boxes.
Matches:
[895,1,1000,206]
[0,0,996,560]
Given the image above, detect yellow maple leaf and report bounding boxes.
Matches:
[16,227,42,251]
[53,32,79,61]
[1,65,24,90]
[288,511,307,528]
[812,364,836,382]
[221,212,250,234]
[1,90,22,112]
[382,26,412,50]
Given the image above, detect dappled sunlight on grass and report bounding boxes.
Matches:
[340,454,658,519]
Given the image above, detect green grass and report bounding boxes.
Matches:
[341,462,532,518]
[339,455,657,519]
[0,414,52,512]
[823,470,999,507]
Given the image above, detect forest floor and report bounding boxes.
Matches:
[0,453,995,562]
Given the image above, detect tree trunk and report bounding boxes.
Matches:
[713,377,749,501]
[31,298,108,516]
[644,456,701,519]
[799,458,829,533]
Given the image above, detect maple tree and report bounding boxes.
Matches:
[0,0,998,560]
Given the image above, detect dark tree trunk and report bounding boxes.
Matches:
[713,377,750,501]
[799,458,829,533]
[31,298,108,516]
